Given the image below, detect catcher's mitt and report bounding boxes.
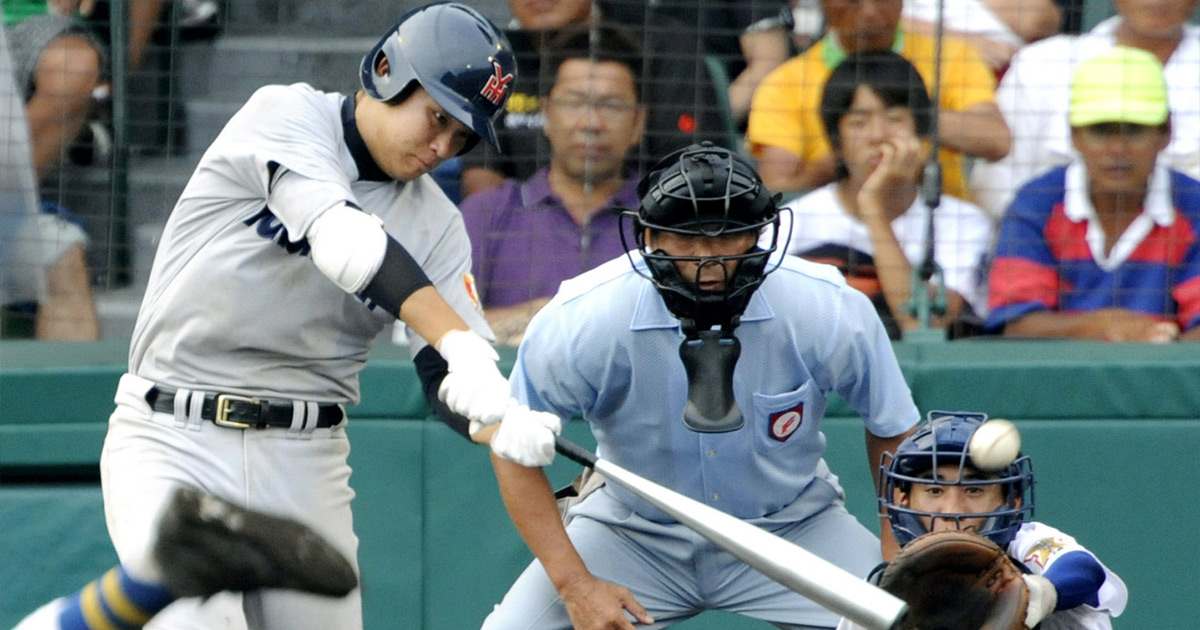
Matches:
[880,530,1029,630]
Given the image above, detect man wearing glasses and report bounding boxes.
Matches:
[458,0,728,199]
[460,25,647,345]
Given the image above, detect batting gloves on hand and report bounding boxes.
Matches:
[436,329,510,436]
[1022,574,1058,628]
[491,405,562,467]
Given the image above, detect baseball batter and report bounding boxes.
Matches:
[483,143,920,629]
[9,4,558,630]
[838,411,1128,630]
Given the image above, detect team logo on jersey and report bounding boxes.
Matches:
[480,61,514,105]
[463,272,482,312]
[1023,537,1066,569]
[769,404,803,442]
[244,207,310,256]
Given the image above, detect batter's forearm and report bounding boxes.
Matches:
[397,286,475,349]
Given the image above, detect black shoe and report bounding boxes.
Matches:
[154,486,358,599]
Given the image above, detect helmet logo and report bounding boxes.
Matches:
[769,405,803,442]
[480,61,514,105]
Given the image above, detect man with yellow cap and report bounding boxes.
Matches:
[985,46,1200,343]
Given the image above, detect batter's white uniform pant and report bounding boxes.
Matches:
[101,374,361,630]
[481,488,883,630]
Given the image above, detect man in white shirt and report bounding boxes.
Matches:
[971,0,1200,220]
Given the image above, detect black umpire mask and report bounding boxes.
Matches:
[622,143,781,433]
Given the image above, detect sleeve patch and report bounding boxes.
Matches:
[1023,537,1068,569]
[463,272,482,312]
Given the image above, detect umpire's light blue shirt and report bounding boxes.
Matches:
[510,253,919,523]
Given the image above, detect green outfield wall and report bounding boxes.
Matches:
[2,339,1197,629]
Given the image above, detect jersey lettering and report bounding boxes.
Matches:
[243,207,311,256]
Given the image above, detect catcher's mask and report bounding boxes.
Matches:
[881,411,1034,548]
[619,142,781,432]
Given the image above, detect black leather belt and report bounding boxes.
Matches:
[145,386,344,429]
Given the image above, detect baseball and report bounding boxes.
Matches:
[968,419,1021,471]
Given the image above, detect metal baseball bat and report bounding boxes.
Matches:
[555,436,908,630]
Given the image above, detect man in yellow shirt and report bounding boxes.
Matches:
[747,0,1011,200]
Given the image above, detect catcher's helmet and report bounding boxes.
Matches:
[881,411,1034,548]
[360,2,516,154]
[621,142,781,331]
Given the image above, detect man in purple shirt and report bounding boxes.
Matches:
[461,25,646,345]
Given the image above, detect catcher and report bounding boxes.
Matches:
[838,411,1127,630]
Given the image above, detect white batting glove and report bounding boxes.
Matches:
[436,330,510,436]
[490,405,562,467]
[1023,574,1057,628]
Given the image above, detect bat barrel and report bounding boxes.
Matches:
[592,458,908,630]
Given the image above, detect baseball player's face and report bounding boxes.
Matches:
[819,0,902,53]
[901,464,1006,536]
[648,229,759,292]
[1070,122,1169,199]
[355,88,473,181]
[837,86,928,185]
[544,59,645,186]
[509,0,592,31]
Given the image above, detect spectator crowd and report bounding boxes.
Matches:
[460,0,1200,345]
[4,0,1199,344]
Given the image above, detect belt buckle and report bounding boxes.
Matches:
[214,393,260,429]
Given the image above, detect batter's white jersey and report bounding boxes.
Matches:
[129,83,489,403]
[835,522,1127,630]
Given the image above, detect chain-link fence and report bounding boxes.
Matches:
[3,0,1197,342]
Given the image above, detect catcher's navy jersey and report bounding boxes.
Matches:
[130,83,489,403]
